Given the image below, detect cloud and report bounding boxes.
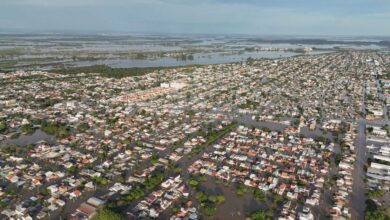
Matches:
[0,0,389,35]
[1,0,160,7]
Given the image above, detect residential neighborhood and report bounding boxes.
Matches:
[0,50,390,219]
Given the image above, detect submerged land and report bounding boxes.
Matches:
[0,34,390,220]
[1,34,388,72]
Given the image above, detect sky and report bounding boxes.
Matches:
[1,0,390,36]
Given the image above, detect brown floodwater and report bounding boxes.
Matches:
[198,178,269,220]
[4,129,56,146]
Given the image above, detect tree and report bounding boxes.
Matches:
[248,210,273,220]
[77,123,90,132]
[236,184,249,196]
[0,201,8,208]
[365,210,387,220]
[39,188,51,197]
[198,175,207,182]
[216,195,225,204]
[186,91,192,99]
[0,120,7,132]
[195,191,208,203]
[168,122,175,129]
[93,177,110,185]
[204,206,216,216]
[21,123,35,134]
[335,153,343,165]
[150,153,159,165]
[253,189,266,201]
[41,121,70,138]
[66,166,78,175]
[92,208,123,220]
[189,179,199,187]
[122,139,131,145]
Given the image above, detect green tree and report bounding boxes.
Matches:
[92,208,123,220]
[189,179,199,187]
[204,206,216,216]
[365,210,387,220]
[248,210,273,220]
[216,195,225,204]
[0,120,7,132]
[367,189,385,197]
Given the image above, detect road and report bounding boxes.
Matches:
[350,61,387,220]
[351,119,367,220]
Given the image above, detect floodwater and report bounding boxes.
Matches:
[238,114,289,132]
[199,178,269,220]
[350,120,367,220]
[71,51,330,68]
[4,129,56,146]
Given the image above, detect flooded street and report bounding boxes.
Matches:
[350,120,367,220]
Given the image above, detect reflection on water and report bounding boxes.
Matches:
[5,129,56,146]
